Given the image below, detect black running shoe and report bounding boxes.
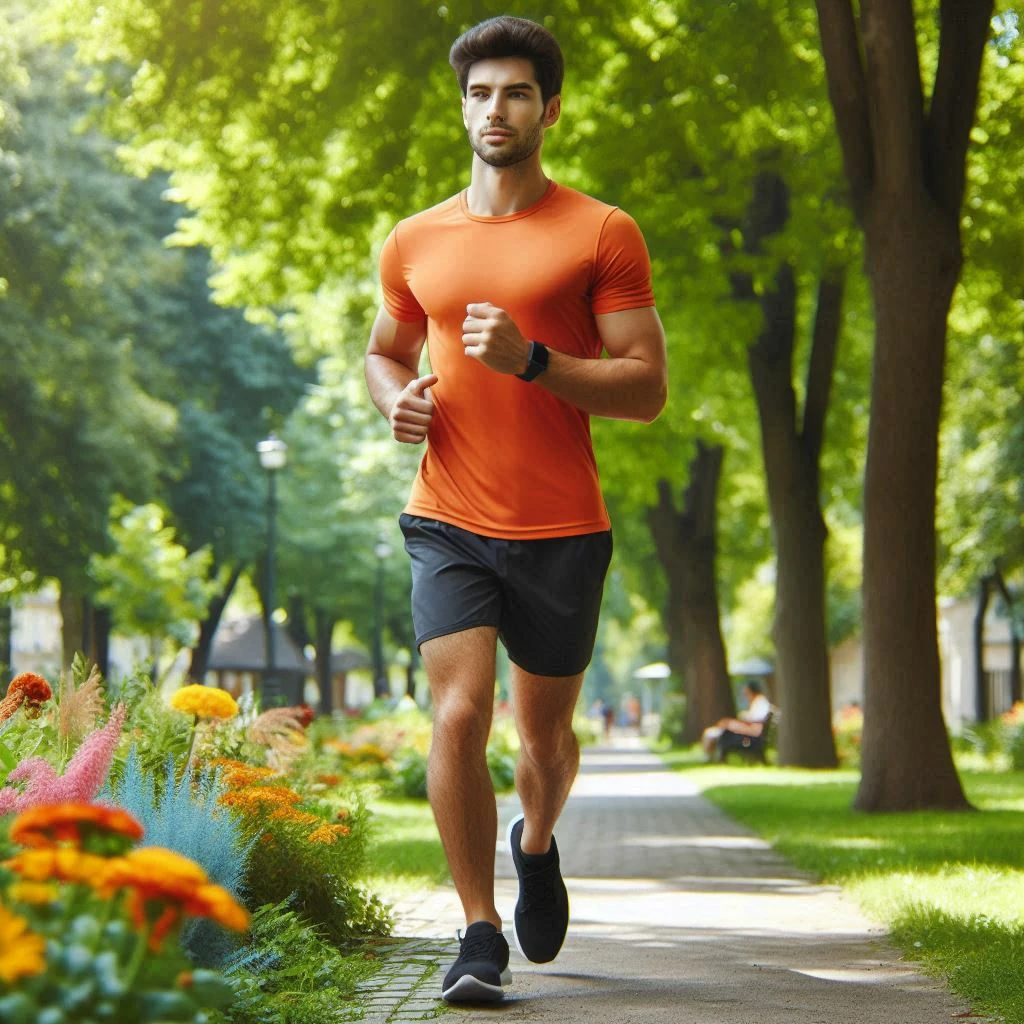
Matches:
[440,921,512,1002]
[506,813,569,963]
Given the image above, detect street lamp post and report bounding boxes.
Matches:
[373,535,392,699]
[257,433,287,705]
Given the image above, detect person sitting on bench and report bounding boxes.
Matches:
[701,681,773,760]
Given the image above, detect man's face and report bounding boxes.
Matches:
[462,57,560,168]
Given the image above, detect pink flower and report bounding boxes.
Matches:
[0,704,127,814]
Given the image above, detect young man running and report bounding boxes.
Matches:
[364,15,667,1003]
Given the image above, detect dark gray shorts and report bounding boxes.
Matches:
[399,513,613,678]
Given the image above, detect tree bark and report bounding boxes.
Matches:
[973,574,992,722]
[992,565,1022,706]
[740,171,842,768]
[648,443,734,743]
[91,604,112,681]
[58,585,87,669]
[188,564,243,683]
[313,607,336,716]
[815,0,990,810]
[856,190,972,808]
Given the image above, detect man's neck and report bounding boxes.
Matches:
[465,157,551,217]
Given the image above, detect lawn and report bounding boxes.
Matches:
[664,753,1024,1024]
[361,796,449,902]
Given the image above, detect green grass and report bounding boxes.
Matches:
[667,754,1024,1024]
[361,796,449,901]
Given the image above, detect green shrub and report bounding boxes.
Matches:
[390,750,429,799]
[658,694,687,745]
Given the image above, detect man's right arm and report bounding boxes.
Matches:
[364,305,436,444]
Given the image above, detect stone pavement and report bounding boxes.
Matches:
[372,736,976,1023]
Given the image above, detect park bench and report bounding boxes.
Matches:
[715,709,776,765]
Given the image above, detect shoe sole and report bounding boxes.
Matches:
[441,967,512,1002]
[506,812,569,964]
[505,813,530,961]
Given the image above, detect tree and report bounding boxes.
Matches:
[813,0,996,810]
[89,501,218,678]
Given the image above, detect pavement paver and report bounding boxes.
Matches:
[380,737,979,1023]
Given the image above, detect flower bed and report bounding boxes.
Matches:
[0,660,388,1022]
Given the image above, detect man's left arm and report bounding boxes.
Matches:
[462,302,668,423]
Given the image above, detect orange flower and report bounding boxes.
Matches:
[316,773,342,786]
[101,847,249,950]
[10,803,144,849]
[207,759,277,787]
[7,673,52,705]
[307,823,350,844]
[269,807,321,826]
[219,785,303,814]
[4,848,112,887]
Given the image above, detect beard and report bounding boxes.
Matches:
[468,114,545,167]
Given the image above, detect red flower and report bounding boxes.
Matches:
[7,674,53,706]
[294,704,315,729]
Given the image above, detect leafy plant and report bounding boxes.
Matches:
[104,748,258,966]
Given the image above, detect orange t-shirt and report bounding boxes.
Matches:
[379,181,655,539]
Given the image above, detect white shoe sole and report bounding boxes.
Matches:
[441,967,512,1002]
[505,812,529,961]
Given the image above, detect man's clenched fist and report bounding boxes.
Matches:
[390,373,438,444]
[462,303,530,375]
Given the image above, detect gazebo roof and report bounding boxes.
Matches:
[208,616,311,675]
[331,648,371,673]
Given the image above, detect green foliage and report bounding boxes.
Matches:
[388,749,427,800]
[213,900,376,1024]
[241,790,391,946]
[90,501,219,645]
[114,673,192,781]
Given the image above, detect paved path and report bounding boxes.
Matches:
[380,737,973,1023]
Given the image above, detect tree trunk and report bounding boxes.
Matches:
[0,602,11,681]
[814,0,991,811]
[748,264,841,767]
[58,585,88,669]
[733,170,842,767]
[648,443,734,744]
[314,607,336,716]
[855,192,971,810]
[189,564,243,683]
[992,566,1022,706]
[91,604,112,681]
[973,574,992,722]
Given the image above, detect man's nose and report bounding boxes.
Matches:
[486,96,506,121]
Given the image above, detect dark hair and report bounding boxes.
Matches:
[743,680,764,695]
[449,16,564,104]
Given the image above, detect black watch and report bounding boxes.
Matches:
[516,341,549,382]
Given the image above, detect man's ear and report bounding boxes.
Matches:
[544,95,561,128]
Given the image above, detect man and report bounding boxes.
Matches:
[700,680,774,759]
[364,15,667,1003]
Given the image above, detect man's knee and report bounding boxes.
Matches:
[432,695,490,754]
[518,719,578,767]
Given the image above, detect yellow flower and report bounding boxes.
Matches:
[269,807,321,826]
[8,882,58,905]
[4,848,112,888]
[0,903,47,982]
[170,685,239,720]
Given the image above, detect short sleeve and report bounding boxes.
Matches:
[379,225,426,323]
[590,209,656,315]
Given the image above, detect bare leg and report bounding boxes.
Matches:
[510,666,585,855]
[421,626,501,929]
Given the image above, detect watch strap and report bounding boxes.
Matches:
[516,340,549,382]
